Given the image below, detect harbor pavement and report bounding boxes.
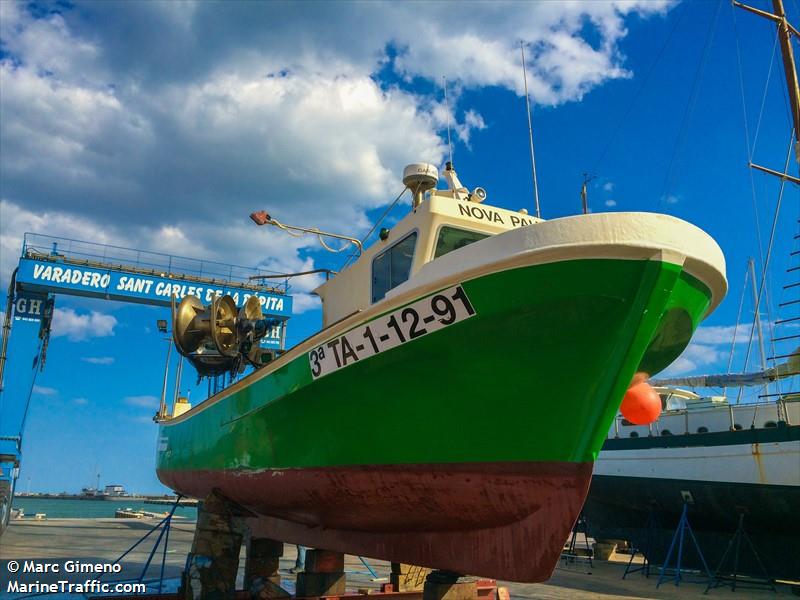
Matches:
[0,518,795,599]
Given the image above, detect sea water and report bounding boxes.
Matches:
[10,497,197,520]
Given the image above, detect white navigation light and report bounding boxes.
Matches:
[403,163,439,208]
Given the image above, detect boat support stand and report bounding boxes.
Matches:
[95,490,503,600]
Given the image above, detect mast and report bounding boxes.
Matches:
[773,0,800,162]
[734,0,800,169]
[748,257,769,373]
[580,173,595,214]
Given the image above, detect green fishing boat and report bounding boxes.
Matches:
[156,162,726,582]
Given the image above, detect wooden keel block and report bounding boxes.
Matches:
[295,572,346,597]
[304,549,345,573]
[245,537,287,596]
[249,537,284,558]
[251,578,291,599]
[422,571,478,600]
[475,579,498,600]
[390,563,431,592]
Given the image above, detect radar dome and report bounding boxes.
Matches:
[403,163,439,208]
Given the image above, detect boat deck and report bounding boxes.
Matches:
[1,518,795,599]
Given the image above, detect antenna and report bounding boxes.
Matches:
[581,173,596,214]
[520,42,541,218]
[443,76,454,168]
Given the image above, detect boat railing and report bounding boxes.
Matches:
[665,397,728,411]
[612,398,789,438]
[21,232,290,294]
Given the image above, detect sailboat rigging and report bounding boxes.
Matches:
[583,0,800,582]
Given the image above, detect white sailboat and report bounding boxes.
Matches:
[584,0,800,582]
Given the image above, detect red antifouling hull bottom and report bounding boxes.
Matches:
[158,461,594,582]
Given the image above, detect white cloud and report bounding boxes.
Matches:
[603,182,614,192]
[81,356,115,365]
[390,2,671,103]
[73,397,89,405]
[456,110,487,147]
[692,323,756,345]
[1,2,672,103]
[659,321,772,377]
[131,415,156,424]
[663,194,680,205]
[124,395,160,408]
[605,199,617,207]
[0,200,319,312]
[33,385,58,396]
[0,1,675,315]
[50,308,117,341]
[0,70,444,286]
[660,342,724,377]
[292,293,322,313]
[0,200,117,280]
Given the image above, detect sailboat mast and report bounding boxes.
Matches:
[735,0,800,165]
[773,0,800,162]
[748,257,769,373]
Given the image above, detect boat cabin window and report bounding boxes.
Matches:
[662,393,688,411]
[434,226,489,259]
[372,232,418,303]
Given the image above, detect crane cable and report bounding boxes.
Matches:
[16,341,43,453]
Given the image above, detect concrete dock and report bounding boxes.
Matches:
[0,518,795,599]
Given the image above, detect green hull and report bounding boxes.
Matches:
[158,257,712,474]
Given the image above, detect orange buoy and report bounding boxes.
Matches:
[620,378,662,425]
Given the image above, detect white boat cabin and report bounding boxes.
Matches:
[314,163,541,327]
[610,387,800,438]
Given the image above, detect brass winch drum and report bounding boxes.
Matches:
[239,295,263,322]
[240,296,267,364]
[172,293,273,375]
[172,295,209,355]
[172,294,239,358]
[209,295,239,358]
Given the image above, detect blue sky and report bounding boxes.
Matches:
[1,1,798,494]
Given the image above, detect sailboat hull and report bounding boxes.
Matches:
[585,426,800,581]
